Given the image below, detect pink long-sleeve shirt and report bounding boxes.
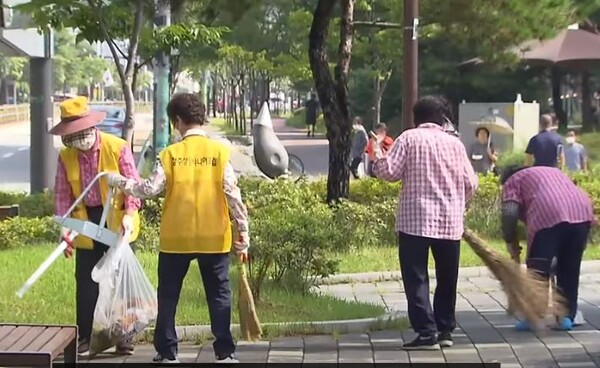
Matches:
[54,130,141,216]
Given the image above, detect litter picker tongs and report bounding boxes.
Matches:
[16,172,121,298]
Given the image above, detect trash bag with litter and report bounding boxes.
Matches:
[89,233,157,356]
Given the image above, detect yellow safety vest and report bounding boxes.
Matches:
[59,132,140,249]
[159,135,232,253]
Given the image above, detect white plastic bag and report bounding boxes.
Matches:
[89,233,158,355]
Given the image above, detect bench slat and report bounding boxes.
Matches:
[0,325,16,344]
[6,326,46,351]
[39,327,77,359]
[0,351,51,366]
[22,326,62,352]
[0,326,30,350]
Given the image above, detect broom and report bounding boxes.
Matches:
[462,228,568,328]
[237,261,262,341]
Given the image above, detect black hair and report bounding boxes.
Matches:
[500,165,527,185]
[166,93,207,126]
[475,127,490,138]
[413,95,452,126]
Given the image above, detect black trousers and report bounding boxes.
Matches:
[527,221,591,320]
[349,157,362,178]
[75,206,134,345]
[398,232,460,337]
[154,252,235,359]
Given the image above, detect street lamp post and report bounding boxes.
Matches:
[152,0,170,159]
[30,29,53,193]
[402,0,418,131]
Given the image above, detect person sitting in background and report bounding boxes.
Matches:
[564,130,588,172]
[524,114,564,169]
[366,123,393,177]
[349,117,368,179]
[468,127,497,174]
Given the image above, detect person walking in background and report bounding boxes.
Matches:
[349,117,368,179]
[304,93,319,137]
[371,96,478,350]
[107,93,249,364]
[468,127,497,174]
[366,123,394,177]
[500,165,594,331]
[524,114,564,168]
[51,96,142,356]
[564,130,588,172]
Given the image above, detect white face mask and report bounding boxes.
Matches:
[566,136,576,144]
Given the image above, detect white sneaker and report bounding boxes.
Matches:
[215,354,239,364]
[153,353,180,364]
[573,310,585,326]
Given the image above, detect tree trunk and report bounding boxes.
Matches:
[551,67,567,131]
[88,0,145,145]
[212,82,218,118]
[372,71,391,127]
[581,70,593,132]
[308,0,354,203]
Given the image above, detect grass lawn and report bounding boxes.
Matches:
[338,239,600,273]
[1,244,385,326]
[208,117,241,137]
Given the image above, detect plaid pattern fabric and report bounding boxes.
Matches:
[54,130,141,216]
[61,128,96,149]
[501,166,594,246]
[372,123,479,240]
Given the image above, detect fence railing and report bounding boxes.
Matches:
[0,101,153,125]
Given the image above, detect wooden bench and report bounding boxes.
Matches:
[0,324,77,367]
[0,205,19,221]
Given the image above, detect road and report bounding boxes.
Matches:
[0,116,327,193]
[272,118,329,177]
[0,114,152,193]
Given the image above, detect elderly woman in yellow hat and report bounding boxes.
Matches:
[49,96,142,356]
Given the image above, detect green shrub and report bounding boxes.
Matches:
[0,191,53,218]
[496,150,525,169]
[0,216,59,249]
[1,167,599,276]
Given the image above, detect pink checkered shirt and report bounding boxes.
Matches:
[54,130,141,216]
[372,123,479,241]
[502,166,594,247]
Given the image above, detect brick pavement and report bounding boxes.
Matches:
[62,273,600,366]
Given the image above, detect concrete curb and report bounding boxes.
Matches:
[137,312,406,342]
[314,260,600,285]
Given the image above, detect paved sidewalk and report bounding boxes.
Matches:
[66,273,600,366]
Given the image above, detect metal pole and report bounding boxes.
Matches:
[402,0,418,131]
[153,0,170,158]
[30,30,53,193]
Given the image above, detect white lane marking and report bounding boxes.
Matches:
[2,152,15,159]
[17,147,28,151]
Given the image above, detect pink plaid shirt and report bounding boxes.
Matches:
[502,166,594,248]
[54,130,141,216]
[372,123,479,241]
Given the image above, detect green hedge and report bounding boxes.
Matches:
[1,173,598,294]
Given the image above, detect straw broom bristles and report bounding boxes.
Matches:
[462,228,568,328]
[238,262,262,341]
